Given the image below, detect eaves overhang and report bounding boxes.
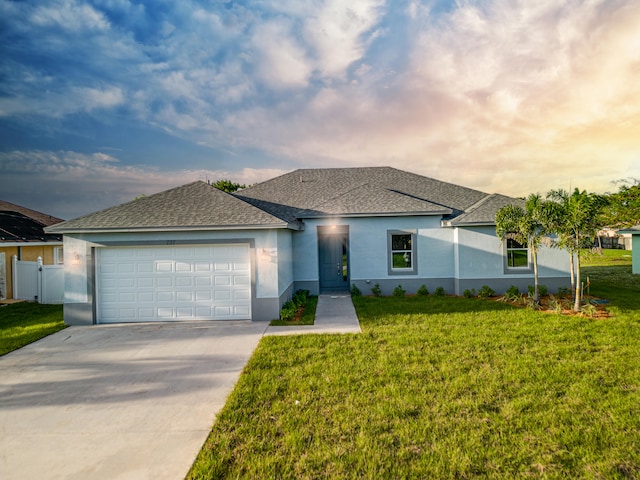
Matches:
[441,220,496,228]
[0,241,64,247]
[44,222,302,235]
[299,210,452,220]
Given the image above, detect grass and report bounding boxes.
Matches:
[0,302,66,356]
[269,296,318,326]
[188,253,640,479]
[581,249,639,315]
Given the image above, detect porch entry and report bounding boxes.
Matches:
[318,226,350,293]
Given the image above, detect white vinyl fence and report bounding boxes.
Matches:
[12,255,64,304]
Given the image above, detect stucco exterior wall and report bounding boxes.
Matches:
[633,235,640,274]
[292,216,455,295]
[292,218,571,296]
[454,226,571,294]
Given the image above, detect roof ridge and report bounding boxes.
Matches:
[463,193,496,213]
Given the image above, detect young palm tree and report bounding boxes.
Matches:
[495,194,553,304]
[547,188,607,312]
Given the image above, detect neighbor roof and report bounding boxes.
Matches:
[0,211,63,243]
[0,200,64,227]
[236,167,516,223]
[47,181,300,233]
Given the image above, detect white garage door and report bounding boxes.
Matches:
[97,245,251,323]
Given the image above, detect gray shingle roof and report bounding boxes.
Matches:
[48,168,523,233]
[235,167,502,222]
[445,194,525,226]
[47,181,297,233]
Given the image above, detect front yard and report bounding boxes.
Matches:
[188,258,640,479]
[0,303,65,356]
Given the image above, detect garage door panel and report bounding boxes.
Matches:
[175,277,193,287]
[98,245,252,323]
[137,263,153,273]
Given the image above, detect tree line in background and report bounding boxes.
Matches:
[496,180,639,313]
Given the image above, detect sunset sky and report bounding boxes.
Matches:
[1,0,639,219]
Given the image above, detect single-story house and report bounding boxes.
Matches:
[0,201,64,301]
[47,167,570,325]
[617,225,640,274]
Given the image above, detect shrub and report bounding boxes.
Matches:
[557,286,571,298]
[350,284,362,297]
[416,284,429,297]
[393,285,406,297]
[506,285,520,299]
[463,289,476,298]
[292,289,309,307]
[280,300,297,321]
[581,303,598,318]
[371,283,382,297]
[434,286,446,297]
[528,284,548,297]
[548,295,570,314]
[478,285,495,298]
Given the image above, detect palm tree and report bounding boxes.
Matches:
[547,188,607,312]
[495,194,553,303]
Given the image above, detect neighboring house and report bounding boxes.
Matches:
[0,201,64,301]
[47,167,570,325]
[617,226,640,274]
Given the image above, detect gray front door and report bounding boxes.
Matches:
[318,233,350,293]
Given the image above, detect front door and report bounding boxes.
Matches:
[318,232,350,293]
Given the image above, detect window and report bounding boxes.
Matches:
[54,247,64,265]
[506,239,528,268]
[388,231,417,275]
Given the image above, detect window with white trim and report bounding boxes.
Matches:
[53,247,64,265]
[506,239,528,268]
[388,231,417,275]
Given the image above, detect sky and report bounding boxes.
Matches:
[1,0,640,220]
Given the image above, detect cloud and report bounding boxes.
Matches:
[1,0,640,211]
[251,19,312,89]
[0,150,288,219]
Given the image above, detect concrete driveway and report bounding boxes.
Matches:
[0,321,268,480]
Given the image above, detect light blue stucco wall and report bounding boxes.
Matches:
[292,218,571,296]
[276,229,294,300]
[454,226,571,293]
[292,216,454,295]
[633,235,640,274]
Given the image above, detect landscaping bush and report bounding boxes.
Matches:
[393,285,406,297]
[505,285,520,300]
[433,286,446,297]
[350,284,362,297]
[416,284,429,297]
[371,283,382,297]
[557,286,571,298]
[463,289,476,298]
[279,300,297,321]
[528,284,548,297]
[478,285,495,298]
[292,289,309,307]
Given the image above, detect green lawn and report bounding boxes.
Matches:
[188,255,640,479]
[0,303,66,356]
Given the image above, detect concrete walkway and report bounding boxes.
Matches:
[265,294,361,336]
